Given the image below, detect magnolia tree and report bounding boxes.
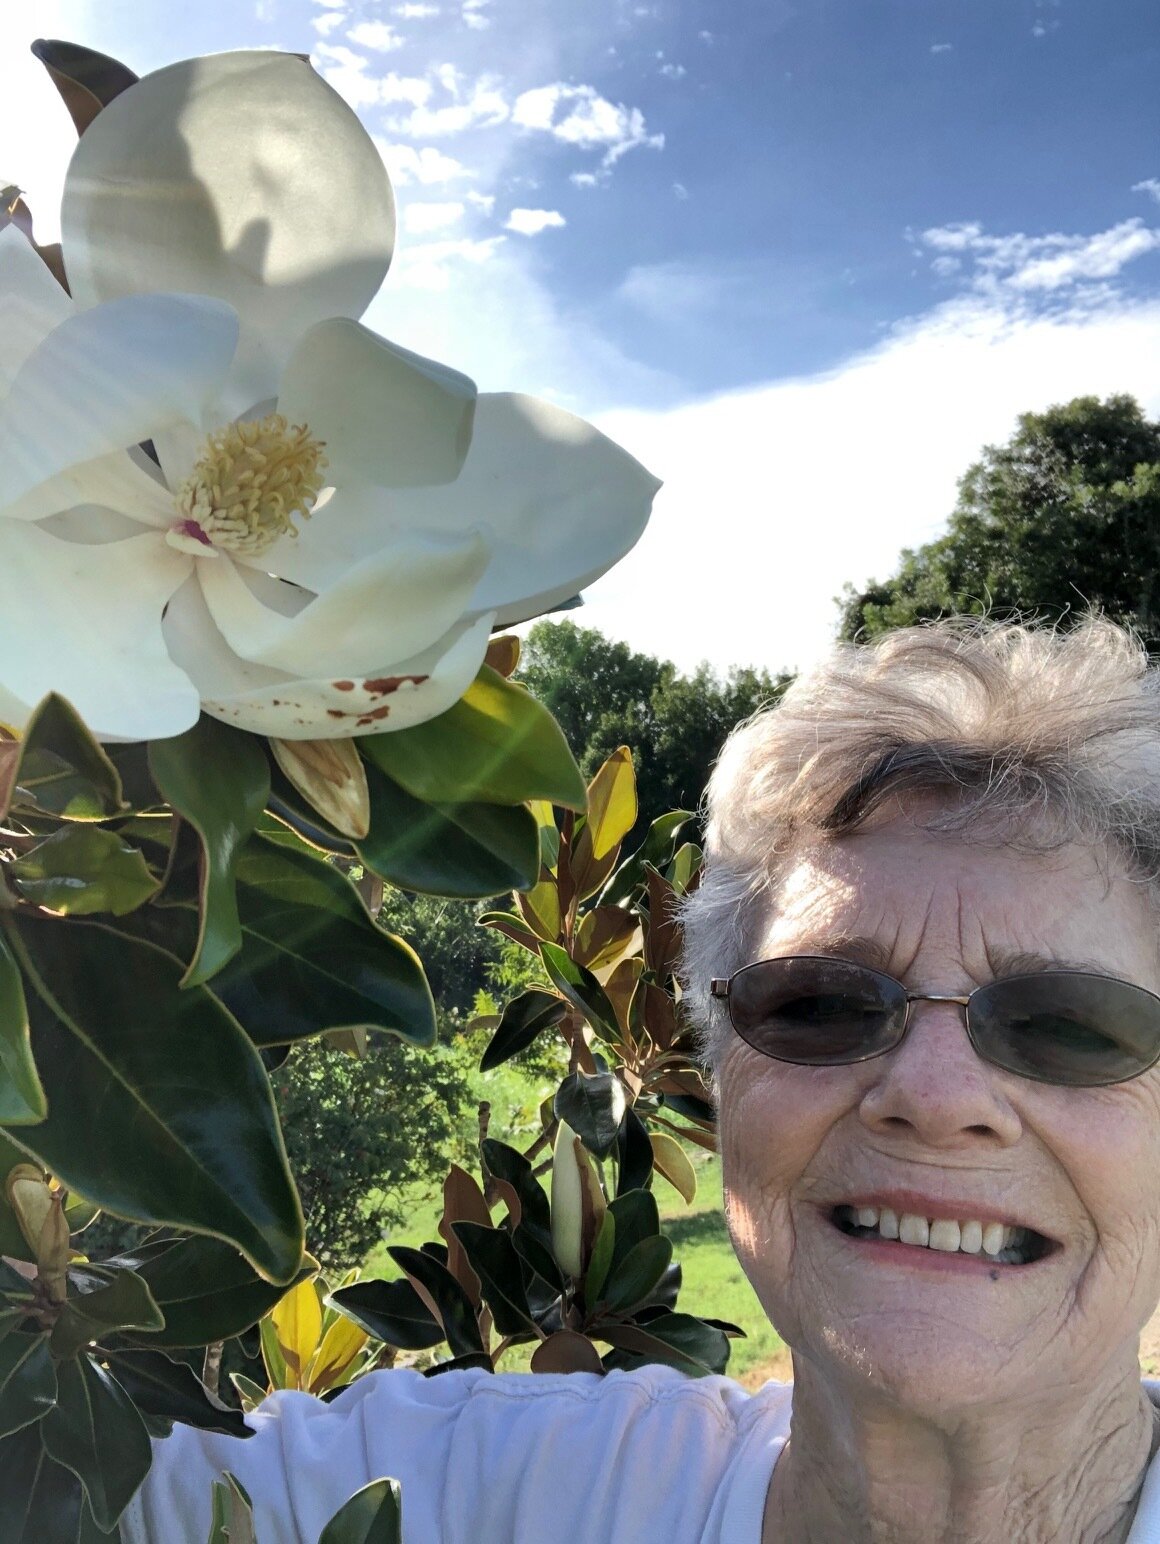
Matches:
[0,39,720,1543]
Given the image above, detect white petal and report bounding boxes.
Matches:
[277,319,475,489]
[150,421,205,492]
[196,533,489,678]
[0,225,73,394]
[0,523,198,740]
[0,294,238,513]
[242,394,661,621]
[2,447,174,527]
[164,579,493,738]
[61,52,395,414]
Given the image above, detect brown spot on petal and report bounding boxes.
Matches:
[355,705,393,726]
[327,709,346,718]
[334,680,355,691]
[363,674,430,697]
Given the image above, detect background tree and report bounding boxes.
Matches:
[517,622,790,842]
[838,394,1160,647]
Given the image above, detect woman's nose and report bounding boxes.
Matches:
[858,999,1023,1148]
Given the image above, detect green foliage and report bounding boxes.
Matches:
[839,394,1160,646]
[272,1037,471,1270]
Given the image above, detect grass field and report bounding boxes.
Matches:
[363,1060,789,1386]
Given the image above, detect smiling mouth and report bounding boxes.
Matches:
[831,1204,1055,1266]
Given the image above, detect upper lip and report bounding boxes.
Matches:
[830,1190,1053,1237]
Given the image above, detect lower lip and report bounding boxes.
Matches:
[831,1225,1050,1275]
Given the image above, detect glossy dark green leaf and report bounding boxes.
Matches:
[358,760,539,898]
[554,1071,627,1160]
[329,1279,443,1352]
[0,1423,106,1544]
[479,990,567,1072]
[598,1235,673,1314]
[605,1190,661,1286]
[6,914,303,1284]
[615,1106,655,1195]
[583,1210,616,1305]
[148,718,270,985]
[540,944,620,1042]
[386,1248,483,1359]
[318,1477,402,1544]
[450,1223,537,1336]
[600,1311,730,1377]
[116,1236,316,1349]
[660,1091,716,1126]
[359,666,586,810]
[480,1139,563,1294]
[476,910,543,956]
[3,695,123,821]
[0,1328,56,1437]
[105,1349,251,1436]
[10,826,160,917]
[209,836,435,1047]
[41,1356,150,1530]
[50,1269,164,1360]
[0,932,45,1124]
[599,811,694,907]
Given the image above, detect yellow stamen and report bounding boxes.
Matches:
[173,412,328,558]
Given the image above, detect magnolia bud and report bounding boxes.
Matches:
[6,1164,52,1258]
[270,737,371,840]
[550,1121,606,1280]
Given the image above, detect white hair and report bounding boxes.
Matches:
[680,617,1160,1068]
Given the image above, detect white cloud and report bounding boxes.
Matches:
[312,9,346,35]
[462,0,491,26]
[660,62,687,80]
[379,74,435,106]
[389,234,506,290]
[673,182,689,200]
[917,218,1160,297]
[347,20,404,51]
[930,42,953,53]
[375,140,471,184]
[580,295,1160,676]
[505,207,566,235]
[571,172,600,189]
[466,190,496,213]
[386,75,510,135]
[395,1,440,13]
[512,83,663,168]
[314,48,433,110]
[403,199,466,233]
[1133,179,1160,205]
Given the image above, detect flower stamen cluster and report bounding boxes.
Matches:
[169,412,328,558]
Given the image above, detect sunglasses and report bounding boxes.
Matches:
[710,955,1160,1087]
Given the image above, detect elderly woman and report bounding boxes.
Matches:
[124,617,1160,1543]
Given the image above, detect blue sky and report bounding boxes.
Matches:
[6,0,1160,675]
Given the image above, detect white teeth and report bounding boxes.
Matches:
[959,1220,983,1254]
[898,1213,929,1247]
[928,1219,960,1252]
[837,1205,1037,1263]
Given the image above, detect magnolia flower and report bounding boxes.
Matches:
[0,52,658,741]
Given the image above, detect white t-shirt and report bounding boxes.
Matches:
[120,1367,1160,1543]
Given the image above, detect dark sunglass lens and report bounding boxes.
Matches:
[970,973,1160,1087]
[728,957,907,1065]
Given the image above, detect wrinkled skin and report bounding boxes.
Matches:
[714,815,1160,1542]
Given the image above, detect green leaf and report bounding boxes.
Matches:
[615,1106,654,1194]
[386,1247,483,1359]
[599,811,693,907]
[554,1071,627,1161]
[479,990,567,1072]
[40,1356,150,1531]
[540,943,620,1043]
[0,1329,56,1437]
[148,717,270,985]
[0,1423,106,1543]
[476,910,543,956]
[584,747,637,861]
[598,1235,673,1314]
[480,1139,563,1295]
[584,1210,616,1305]
[665,841,703,895]
[0,932,45,1125]
[357,761,540,898]
[2,695,124,822]
[318,1477,402,1544]
[360,666,586,810]
[114,1236,316,1349]
[10,826,160,917]
[214,836,436,1048]
[105,1349,251,1436]
[329,1279,443,1352]
[600,1310,731,1377]
[450,1223,537,1336]
[50,1268,164,1360]
[208,1472,256,1544]
[605,1189,661,1287]
[6,914,304,1285]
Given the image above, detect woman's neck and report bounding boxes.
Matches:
[763,1355,1159,1544]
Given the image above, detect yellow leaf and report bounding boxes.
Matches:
[271,1275,322,1388]
[585,747,637,861]
[307,1314,369,1394]
[649,1132,698,1205]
